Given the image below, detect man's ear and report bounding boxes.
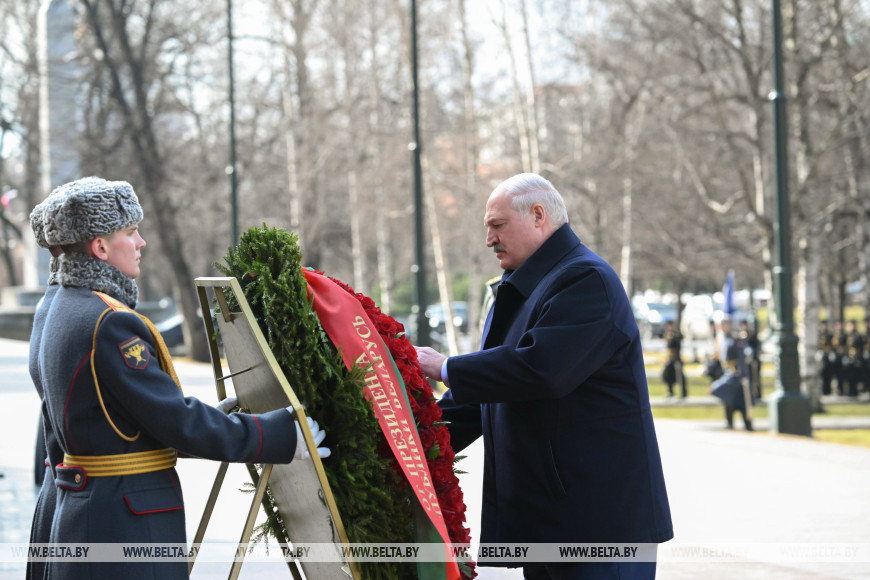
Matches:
[532,203,546,226]
[88,237,109,261]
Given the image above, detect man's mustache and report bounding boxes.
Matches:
[493,245,505,253]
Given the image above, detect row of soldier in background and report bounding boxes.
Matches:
[662,317,761,431]
[818,317,870,398]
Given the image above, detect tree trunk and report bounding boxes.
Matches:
[423,166,459,356]
[458,0,482,350]
[278,0,320,264]
[518,0,540,173]
[619,172,632,297]
[82,0,210,361]
[283,77,301,230]
[348,171,365,292]
[798,230,823,412]
[368,0,394,314]
[341,2,365,294]
[496,0,532,172]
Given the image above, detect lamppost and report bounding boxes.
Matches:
[410,0,429,347]
[767,0,811,435]
[227,0,239,247]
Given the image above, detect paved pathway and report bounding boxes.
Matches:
[2,338,869,579]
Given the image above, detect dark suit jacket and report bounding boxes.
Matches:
[440,224,673,546]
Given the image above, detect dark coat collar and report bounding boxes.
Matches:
[501,224,581,298]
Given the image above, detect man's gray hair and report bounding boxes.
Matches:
[495,173,569,227]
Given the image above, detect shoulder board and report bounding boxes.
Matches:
[91,290,183,395]
[93,291,134,313]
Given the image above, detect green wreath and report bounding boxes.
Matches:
[217,225,474,580]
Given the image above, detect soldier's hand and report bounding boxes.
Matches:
[294,416,331,460]
[216,396,238,414]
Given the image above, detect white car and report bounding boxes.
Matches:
[680,294,753,341]
[680,295,716,341]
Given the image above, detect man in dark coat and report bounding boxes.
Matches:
[662,320,687,398]
[710,319,753,431]
[415,173,672,579]
[738,319,762,400]
[27,177,329,579]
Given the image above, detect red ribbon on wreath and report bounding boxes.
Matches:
[304,269,461,580]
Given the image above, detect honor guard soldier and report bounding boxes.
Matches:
[662,320,687,398]
[27,177,329,580]
[843,320,865,397]
[832,320,848,395]
[817,320,836,396]
[864,316,870,396]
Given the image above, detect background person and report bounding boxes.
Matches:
[662,320,687,399]
[710,318,753,431]
[863,316,870,396]
[738,319,762,401]
[843,320,865,398]
[415,173,672,580]
[832,320,847,395]
[27,176,328,579]
[817,320,836,396]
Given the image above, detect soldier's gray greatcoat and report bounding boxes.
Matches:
[31,259,296,579]
[28,177,297,579]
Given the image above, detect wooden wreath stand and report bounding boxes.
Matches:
[188,277,359,579]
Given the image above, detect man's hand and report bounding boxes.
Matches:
[413,346,447,382]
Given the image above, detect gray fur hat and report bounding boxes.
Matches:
[30,176,143,249]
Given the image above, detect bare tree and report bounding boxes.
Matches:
[4,0,865,345]
[457,0,486,348]
[784,0,870,403]
[0,0,42,289]
[270,0,319,259]
[78,0,221,361]
[494,0,538,173]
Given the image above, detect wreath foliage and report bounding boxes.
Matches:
[217,225,474,580]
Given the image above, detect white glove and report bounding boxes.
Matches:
[294,416,331,460]
[217,396,238,414]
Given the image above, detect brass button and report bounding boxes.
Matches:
[74,474,82,484]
